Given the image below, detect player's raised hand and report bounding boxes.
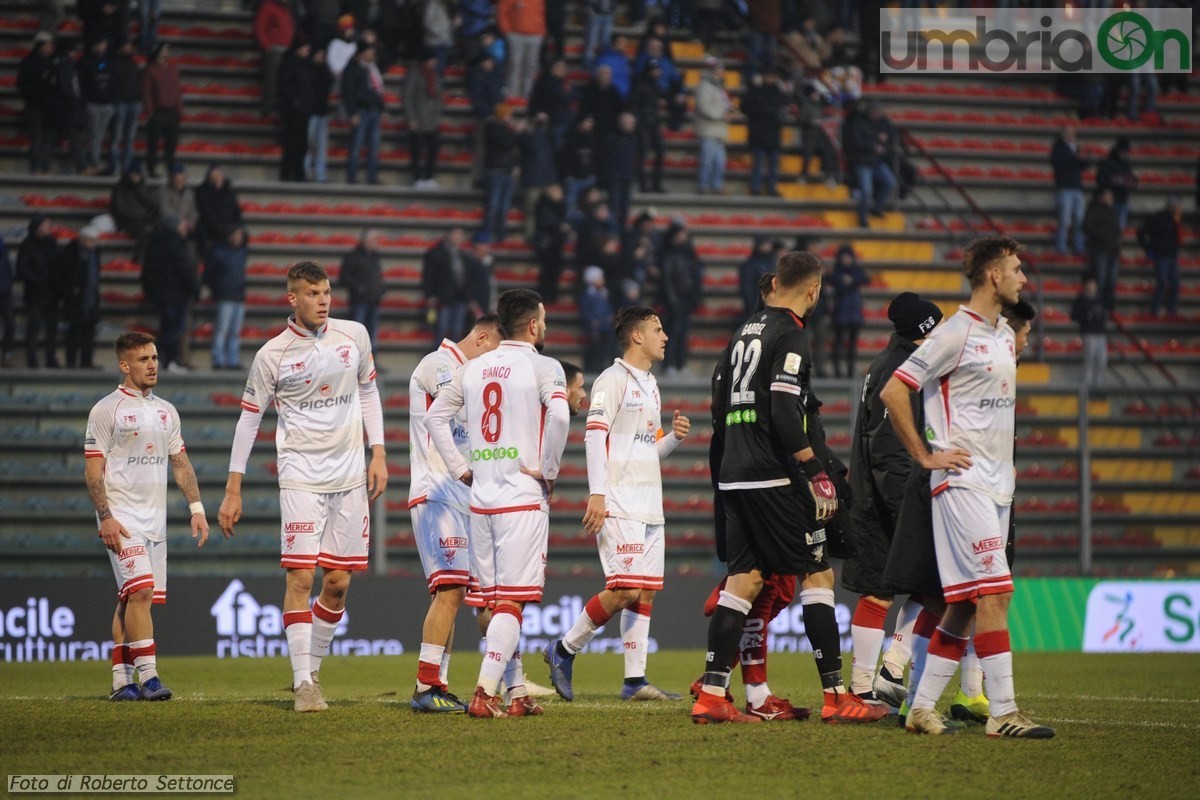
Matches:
[218,493,242,537]
[520,467,554,501]
[98,517,131,553]
[921,448,973,474]
[671,410,690,440]
[367,452,389,500]
[582,494,606,535]
[192,512,212,548]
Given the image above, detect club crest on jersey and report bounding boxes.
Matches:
[157,409,169,430]
[974,344,989,355]
[1000,380,1009,395]
[145,442,155,455]
[784,353,802,375]
[319,383,332,397]
[337,344,353,368]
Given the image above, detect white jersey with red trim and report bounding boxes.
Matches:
[893,305,1018,505]
[426,340,570,514]
[585,359,680,524]
[239,317,377,493]
[408,339,471,511]
[84,386,185,541]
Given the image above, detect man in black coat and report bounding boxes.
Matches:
[741,71,788,196]
[195,164,246,257]
[16,213,62,368]
[843,292,943,706]
[340,42,385,184]
[598,112,638,233]
[46,38,89,174]
[421,228,473,345]
[58,225,103,368]
[533,184,570,304]
[1137,195,1182,318]
[18,32,58,174]
[110,159,159,243]
[77,37,115,175]
[578,64,625,141]
[629,60,667,193]
[529,58,573,150]
[277,40,315,182]
[842,100,895,228]
[562,115,598,221]
[338,228,385,352]
[1051,124,1087,255]
[141,216,198,371]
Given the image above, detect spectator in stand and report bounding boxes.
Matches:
[580,265,616,373]
[110,39,142,175]
[739,235,778,316]
[842,100,896,228]
[143,42,182,178]
[110,159,159,261]
[544,0,567,60]
[1096,137,1137,231]
[405,42,444,190]
[341,42,385,185]
[305,0,342,50]
[634,36,686,131]
[658,221,703,376]
[277,39,314,182]
[796,83,839,186]
[423,0,455,75]
[622,211,659,305]
[583,0,615,71]
[459,0,494,40]
[1137,195,1182,319]
[254,0,295,118]
[1127,59,1157,122]
[77,37,115,176]
[138,0,161,53]
[595,34,633,100]
[519,113,559,238]
[630,59,667,194]
[194,164,245,259]
[1082,189,1121,312]
[421,228,474,344]
[496,0,545,100]
[799,236,831,377]
[579,64,625,141]
[1071,277,1108,394]
[695,58,733,195]
[47,37,88,175]
[562,115,599,222]
[742,71,788,197]
[19,31,57,175]
[338,228,385,354]
[1051,124,1087,255]
[829,243,869,378]
[78,0,125,54]
[533,183,570,304]
[16,213,62,368]
[575,199,618,275]
[327,15,359,80]
[305,47,333,183]
[480,104,521,243]
[59,224,102,369]
[745,0,782,80]
[464,233,496,314]
[0,237,14,367]
[530,58,573,150]
[788,16,834,72]
[467,50,505,120]
[158,163,198,261]
[141,215,197,373]
[600,112,638,233]
[693,0,724,50]
[203,223,247,371]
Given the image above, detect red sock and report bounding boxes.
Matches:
[703,578,727,617]
[851,597,889,630]
[973,629,1011,658]
[585,594,613,627]
[914,608,940,639]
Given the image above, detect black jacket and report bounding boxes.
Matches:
[598,130,637,184]
[111,51,142,104]
[310,58,333,116]
[76,51,114,104]
[578,81,625,139]
[1082,199,1120,255]
[278,48,315,117]
[629,72,665,127]
[16,220,61,310]
[562,124,597,179]
[1050,136,1086,189]
[1071,292,1107,333]
[659,241,703,313]
[519,125,558,189]
[741,81,787,151]
[529,72,573,129]
[421,241,470,305]
[57,239,102,315]
[18,49,56,112]
[339,245,385,305]
[340,58,384,115]
[533,193,568,252]
[195,176,245,251]
[1096,150,1136,204]
[203,241,247,302]
[141,223,198,307]
[842,107,880,169]
[482,118,519,172]
[1137,209,1180,257]
[110,175,160,237]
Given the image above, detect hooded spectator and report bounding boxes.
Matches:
[1137,196,1182,318]
[1082,188,1121,311]
[529,58,573,148]
[110,159,160,260]
[278,39,315,182]
[741,71,789,196]
[1096,137,1137,230]
[578,64,626,140]
[658,222,704,375]
[195,164,246,256]
[46,37,88,174]
[16,213,62,368]
[630,58,667,193]
[18,31,57,174]
[739,235,779,315]
[58,225,102,368]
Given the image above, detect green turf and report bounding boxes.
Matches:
[2,652,1198,799]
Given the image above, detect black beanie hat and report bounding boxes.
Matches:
[888,292,943,341]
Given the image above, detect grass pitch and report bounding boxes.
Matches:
[2,652,1198,799]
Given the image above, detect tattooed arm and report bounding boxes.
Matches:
[86,455,130,553]
[170,451,214,547]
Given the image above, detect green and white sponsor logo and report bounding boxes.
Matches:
[470,446,521,462]
[725,409,759,426]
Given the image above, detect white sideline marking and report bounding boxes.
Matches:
[1044,716,1200,731]
[1025,693,1200,705]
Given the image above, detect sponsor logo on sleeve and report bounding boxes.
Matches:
[783,353,802,375]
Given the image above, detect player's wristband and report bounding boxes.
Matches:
[800,458,825,480]
[189,502,205,517]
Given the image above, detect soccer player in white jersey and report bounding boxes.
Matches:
[545,306,690,702]
[217,262,387,713]
[426,288,571,718]
[84,332,215,701]
[880,236,1054,739]
[408,314,502,713]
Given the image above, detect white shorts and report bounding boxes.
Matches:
[411,500,478,595]
[470,509,548,604]
[108,534,167,605]
[598,517,665,591]
[931,486,1013,603]
[280,485,370,572]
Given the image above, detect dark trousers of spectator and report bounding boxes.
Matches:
[112,101,140,174]
[831,323,861,378]
[28,108,51,173]
[0,289,14,363]
[348,300,380,353]
[636,124,664,192]
[24,301,59,368]
[750,147,780,194]
[484,170,515,242]
[410,130,440,182]
[1088,250,1119,311]
[809,316,829,377]
[608,179,632,232]
[663,309,692,371]
[261,46,283,116]
[536,243,565,304]
[801,126,840,182]
[280,112,309,181]
[1151,254,1179,317]
[157,300,189,368]
[347,109,381,184]
[146,108,180,176]
[854,163,896,226]
[65,309,97,368]
[432,301,469,345]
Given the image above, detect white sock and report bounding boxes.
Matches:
[911,653,959,712]
[563,596,611,655]
[745,682,771,708]
[128,639,158,683]
[284,612,313,689]
[476,609,521,695]
[440,652,451,687]
[981,651,1017,717]
[309,600,343,676]
[908,632,931,698]
[503,651,526,699]
[621,605,651,681]
[960,639,984,698]
[882,598,921,678]
[111,644,134,691]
